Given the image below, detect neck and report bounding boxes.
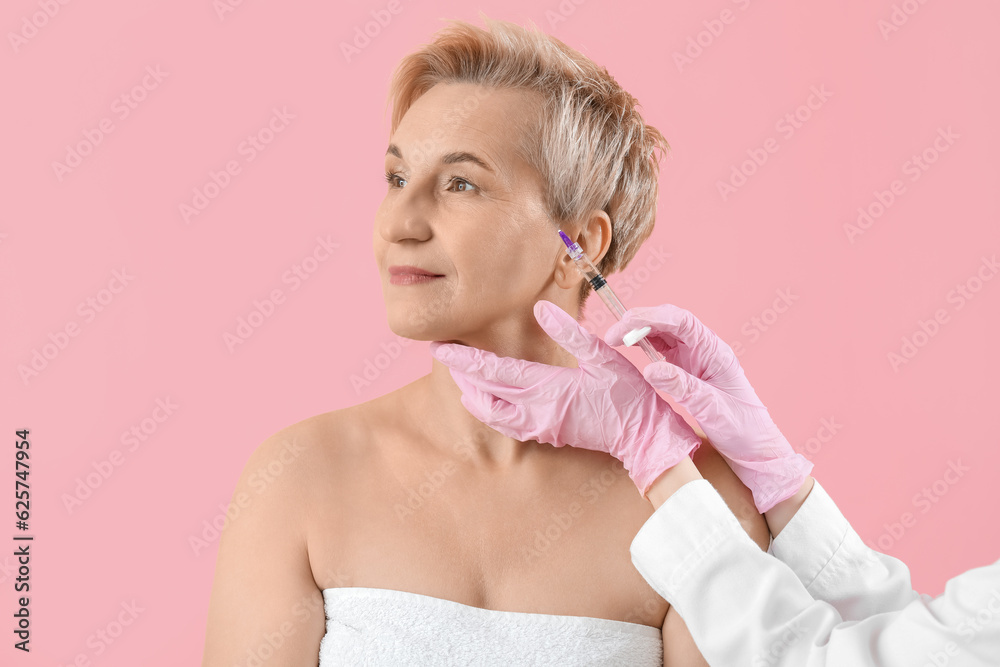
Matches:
[408,324,578,470]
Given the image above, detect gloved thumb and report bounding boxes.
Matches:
[533,300,606,366]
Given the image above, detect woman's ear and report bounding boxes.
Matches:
[553,210,613,290]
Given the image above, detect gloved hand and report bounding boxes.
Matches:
[428,300,702,497]
[604,304,813,513]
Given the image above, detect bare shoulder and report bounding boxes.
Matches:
[254,395,400,516]
[691,438,770,551]
[247,402,374,487]
[224,406,367,561]
[202,408,368,665]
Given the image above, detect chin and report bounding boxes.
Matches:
[383,286,462,340]
[384,308,448,342]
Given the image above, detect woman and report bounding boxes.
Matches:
[201,15,770,665]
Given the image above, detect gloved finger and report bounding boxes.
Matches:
[430,339,564,391]
[642,360,716,421]
[451,370,555,444]
[447,357,566,406]
[450,368,519,426]
[604,304,696,349]
[606,305,738,381]
[533,300,613,368]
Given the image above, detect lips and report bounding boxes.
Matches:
[387,264,444,286]
[388,265,443,277]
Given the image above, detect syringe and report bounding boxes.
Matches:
[557,229,664,363]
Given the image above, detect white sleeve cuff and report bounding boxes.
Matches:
[629,479,766,610]
[768,478,849,589]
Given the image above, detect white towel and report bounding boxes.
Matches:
[319,586,663,666]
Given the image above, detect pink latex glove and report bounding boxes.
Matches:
[428,300,702,496]
[604,304,813,513]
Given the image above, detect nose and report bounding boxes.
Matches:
[376,185,433,245]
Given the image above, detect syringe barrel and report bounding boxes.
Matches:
[595,284,628,320]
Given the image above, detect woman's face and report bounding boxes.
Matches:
[374,82,573,348]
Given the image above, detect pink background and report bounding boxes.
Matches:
[3,0,998,664]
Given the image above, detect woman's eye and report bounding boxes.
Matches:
[449,177,476,192]
[384,171,475,192]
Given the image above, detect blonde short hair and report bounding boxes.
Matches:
[385,13,669,310]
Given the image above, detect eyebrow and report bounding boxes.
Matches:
[385,143,494,174]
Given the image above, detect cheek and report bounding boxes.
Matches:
[458,240,550,300]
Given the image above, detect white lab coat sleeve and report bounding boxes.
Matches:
[630,479,1000,667]
[766,478,922,619]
